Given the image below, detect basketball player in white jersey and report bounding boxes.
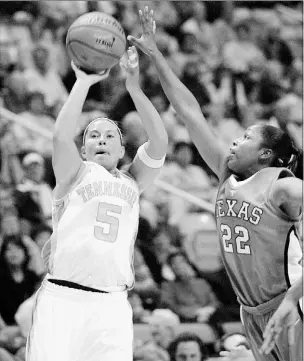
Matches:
[26,46,168,361]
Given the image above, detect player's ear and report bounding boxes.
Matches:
[119,145,125,160]
[81,145,87,160]
[259,148,272,163]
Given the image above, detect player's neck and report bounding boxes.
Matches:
[109,168,119,177]
[239,164,266,180]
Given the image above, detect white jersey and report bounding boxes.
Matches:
[43,161,139,290]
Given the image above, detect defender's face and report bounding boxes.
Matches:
[227,125,265,175]
[83,120,124,171]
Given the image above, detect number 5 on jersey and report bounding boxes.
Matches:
[94,202,122,243]
[220,224,251,254]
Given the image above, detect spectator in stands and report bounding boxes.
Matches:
[151,227,177,283]
[12,91,54,156]
[2,72,28,114]
[216,332,250,353]
[0,125,23,186]
[128,290,151,324]
[181,61,211,108]
[180,1,217,65]
[133,246,160,310]
[30,223,52,251]
[260,20,294,70]
[134,309,180,361]
[135,217,166,285]
[160,141,213,225]
[0,210,45,275]
[22,43,68,116]
[0,348,16,361]
[121,110,148,161]
[0,187,15,218]
[223,20,264,76]
[0,235,42,325]
[168,332,209,361]
[219,347,255,361]
[14,152,53,229]
[161,252,220,324]
[149,309,179,355]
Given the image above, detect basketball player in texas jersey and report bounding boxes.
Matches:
[26,46,168,361]
[129,7,303,361]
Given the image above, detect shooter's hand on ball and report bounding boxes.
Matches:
[71,61,110,86]
[120,46,140,90]
[127,6,158,57]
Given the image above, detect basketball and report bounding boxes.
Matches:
[66,12,126,73]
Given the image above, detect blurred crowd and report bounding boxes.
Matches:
[0,1,302,360]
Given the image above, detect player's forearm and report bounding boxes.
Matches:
[286,275,303,303]
[149,49,224,176]
[54,79,90,140]
[150,49,203,122]
[127,85,168,158]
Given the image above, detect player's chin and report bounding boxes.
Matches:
[227,158,236,170]
[96,155,117,169]
[227,158,241,173]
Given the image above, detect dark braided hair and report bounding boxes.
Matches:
[259,125,300,174]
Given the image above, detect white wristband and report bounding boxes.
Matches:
[137,143,165,169]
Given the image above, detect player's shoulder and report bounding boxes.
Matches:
[258,167,295,184]
[53,162,92,202]
[260,166,294,176]
[119,164,136,180]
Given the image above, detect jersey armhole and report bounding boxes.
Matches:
[53,162,89,206]
[266,168,301,222]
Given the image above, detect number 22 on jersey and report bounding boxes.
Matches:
[220,224,251,255]
[94,202,122,243]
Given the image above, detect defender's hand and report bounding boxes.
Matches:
[127,6,158,57]
[71,61,110,86]
[260,296,299,355]
[120,46,140,89]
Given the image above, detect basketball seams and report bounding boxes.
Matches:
[68,39,121,60]
[67,41,120,73]
[70,12,125,37]
[67,24,126,48]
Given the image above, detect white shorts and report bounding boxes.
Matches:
[26,279,133,361]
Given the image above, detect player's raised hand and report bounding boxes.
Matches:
[71,61,110,86]
[120,46,140,89]
[127,6,157,57]
[260,296,299,355]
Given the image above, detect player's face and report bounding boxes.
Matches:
[83,120,124,171]
[175,341,202,361]
[227,125,266,177]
